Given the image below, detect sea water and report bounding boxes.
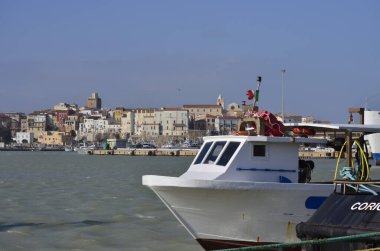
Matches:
[0,152,378,251]
[0,152,201,251]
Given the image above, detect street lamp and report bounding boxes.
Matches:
[281,69,286,121]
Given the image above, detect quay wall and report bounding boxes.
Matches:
[299,151,341,159]
[85,149,342,159]
[85,148,199,156]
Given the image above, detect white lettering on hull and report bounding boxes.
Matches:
[351,202,380,211]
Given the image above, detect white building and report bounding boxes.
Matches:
[133,108,157,136]
[155,108,189,136]
[16,132,34,144]
[138,123,160,137]
[106,123,122,136]
[79,117,109,135]
[120,111,135,137]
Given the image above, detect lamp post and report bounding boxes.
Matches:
[281,69,286,121]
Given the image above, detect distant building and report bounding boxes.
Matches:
[193,114,239,135]
[20,118,28,132]
[86,92,102,109]
[216,94,225,109]
[120,111,135,138]
[215,115,239,134]
[5,112,26,137]
[38,131,70,145]
[0,113,12,128]
[26,113,48,138]
[132,108,157,135]
[113,107,125,124]
[283,114,302,123]
[16,132,34,144]
[302,116,322,123]
[225,102,243,117]
[64,114,81,133]
[194,114,217,133]
[79,116,109,136]
[53,103,78,111]
[139,123,160,137]
[155,108,189,136]
[183,104,223,121]
[54,110,76,132]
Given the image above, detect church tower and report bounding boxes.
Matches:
[216,94,225,109]
[86,92,102,110]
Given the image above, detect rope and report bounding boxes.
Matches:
[334,139,371,182]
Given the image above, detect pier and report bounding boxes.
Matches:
[84,148,199,156]
[299,150,341,159]
[84,148,344,159]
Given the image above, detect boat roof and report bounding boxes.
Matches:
[285,123,380,133]
[203,135,327,144]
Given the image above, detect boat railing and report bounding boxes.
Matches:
[333,179,380,195]
[216,231,380,251]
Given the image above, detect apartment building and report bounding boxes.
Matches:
[155,108,188,136]
[38,131,70,145]
[54,110,76,132]
[113,107,125,124]
[26,113,49,138]
[120,111,135,138]
[64,114,81,133]
[132,108,157,135]
[139,123,160,137]
[79,117,109,135]
[5,112,26,137]
[183,104,223,120]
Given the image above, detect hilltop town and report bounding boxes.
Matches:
[0,92,324,149]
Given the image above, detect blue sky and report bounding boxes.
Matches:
[1,0,379,122]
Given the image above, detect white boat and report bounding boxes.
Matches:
[75,143,96,154]
[161,143,175,149]
[364,110,380,165]
[143,121,380,250]
[64,145,74,152]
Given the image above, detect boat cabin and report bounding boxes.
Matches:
[180,135,326,183]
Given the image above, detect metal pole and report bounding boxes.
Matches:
[253,76,262,110]
[281,70,284,120]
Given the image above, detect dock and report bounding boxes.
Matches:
[299,150,340,159]
[83,148,344,159]
[84,148,199,156]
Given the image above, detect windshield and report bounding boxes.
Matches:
[216,142,240,166]
[203,141,227,164]
[194,142,212,164]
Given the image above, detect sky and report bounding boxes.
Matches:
[1,0,380,123]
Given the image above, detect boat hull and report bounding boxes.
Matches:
[143,176,333,250]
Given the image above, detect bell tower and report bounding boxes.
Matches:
[216,94,225,109]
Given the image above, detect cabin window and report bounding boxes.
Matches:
[216,142,240,166]
[194,142,213,164]
[253,145,266,157]
[204,141,227,164]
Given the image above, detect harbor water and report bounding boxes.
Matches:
[0,152,378,251]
